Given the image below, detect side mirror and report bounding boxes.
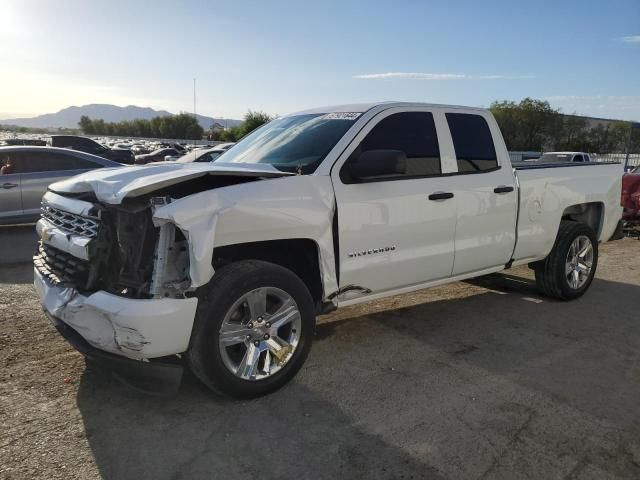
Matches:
[346,149,406,181]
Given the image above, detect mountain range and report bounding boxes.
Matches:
[0,104,242,130]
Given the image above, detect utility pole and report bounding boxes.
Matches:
[193,78,197,145]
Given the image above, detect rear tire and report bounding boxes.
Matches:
[187,260,315,398]
[534,220,598,300]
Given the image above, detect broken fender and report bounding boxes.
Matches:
[152,175,339,297]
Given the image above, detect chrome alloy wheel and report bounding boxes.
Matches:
[218,287,302,381]
[565,235,594,289]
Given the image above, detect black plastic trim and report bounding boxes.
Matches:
[609,219,625,241]
[332,202,340,285]
[341,165,504,185]
[428,192,454,200]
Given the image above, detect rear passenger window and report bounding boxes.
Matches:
[446,113,498,173]
[343,111,441,181]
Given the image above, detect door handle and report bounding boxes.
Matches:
[1,182,18,189]
[494,185,514,194]
[428,192,454,201]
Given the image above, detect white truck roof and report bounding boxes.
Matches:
[291,102,488,116]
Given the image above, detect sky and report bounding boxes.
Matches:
[1,0,639,121]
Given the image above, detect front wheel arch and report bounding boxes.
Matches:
[212,238,327,313]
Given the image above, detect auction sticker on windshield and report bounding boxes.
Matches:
[324,112,362,120]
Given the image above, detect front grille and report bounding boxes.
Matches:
[34,243,90,288]
[41,204,100,238]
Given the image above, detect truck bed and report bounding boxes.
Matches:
[512,161,623,265]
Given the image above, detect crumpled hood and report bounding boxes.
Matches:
[48,162,294,204]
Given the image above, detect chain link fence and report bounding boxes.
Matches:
[592,153,640,168]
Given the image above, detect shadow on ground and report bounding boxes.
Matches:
[0,224,37,274]
[0,225,37,284]
[0,263,33,284]
[77,273,640,479]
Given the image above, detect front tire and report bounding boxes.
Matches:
[534,220,598,300]
[187,260,315,398]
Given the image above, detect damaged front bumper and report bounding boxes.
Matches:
[34,268,198,393]
[34,268,198,359]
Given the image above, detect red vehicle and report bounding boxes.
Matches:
[622,165,640,227]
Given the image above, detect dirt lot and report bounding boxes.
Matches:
[1,238,640,480]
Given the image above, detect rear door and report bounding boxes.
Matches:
[331,107,460,298]
[0,151,22,221]
[443,111,518,275]
[19,151,103,217]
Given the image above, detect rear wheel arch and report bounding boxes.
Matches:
[561,202,604,239]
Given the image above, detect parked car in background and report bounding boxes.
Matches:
[135,147,181,165]
[131,144,152,155]
[159,143,187,158]
[0,146,122,225]
[175,143,236,163]
[50,135,134,164]
[622,165,640,227]
[538,152,592,163]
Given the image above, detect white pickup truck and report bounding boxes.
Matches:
[33,102,623,397]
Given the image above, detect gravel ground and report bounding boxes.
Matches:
[1,238,639,480]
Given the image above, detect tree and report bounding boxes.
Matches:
[215,126,241,142]
[490,98,560,151]
[77,113,204,140]
[211,110,273,142]
[610,121,640,153]
[78,115,94,134]
[555,115,588,151]
[239,110,272,137]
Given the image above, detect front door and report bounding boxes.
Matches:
[0,151,22,222]
[331,108,458,298]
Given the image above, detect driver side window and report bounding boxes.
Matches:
[341,111,441,183]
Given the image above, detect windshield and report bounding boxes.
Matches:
[216,113,358,173]
[538,153,574,163]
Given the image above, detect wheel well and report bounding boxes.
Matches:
[212,239,324,311]
[561,202,603,237]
